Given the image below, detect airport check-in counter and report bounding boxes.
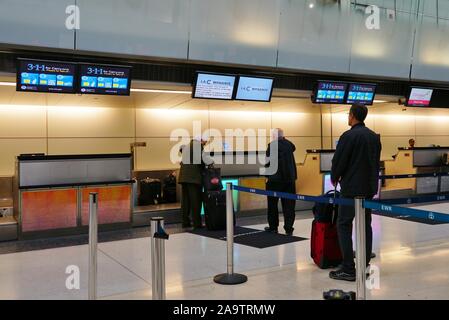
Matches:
[297,150,335,196]
[212,151,313,213]
[14,154,133,239]
[384,147,449,196]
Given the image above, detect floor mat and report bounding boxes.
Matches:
[188,226,307,249]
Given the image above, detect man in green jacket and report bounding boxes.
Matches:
[178,136,213,229]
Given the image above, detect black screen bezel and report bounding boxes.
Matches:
[78,63,132,96]
[16,58,78,94]
[192,71,237,101]
[345,82,377,106]
[312,80,349,104]
[405,87,435,108]
[234,75,275,102]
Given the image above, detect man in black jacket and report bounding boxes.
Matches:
[330,104,381,282]
[264,128,298,236]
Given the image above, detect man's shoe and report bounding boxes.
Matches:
[264,226,278,233]
[329,269,356,282]
[285,230,294,236]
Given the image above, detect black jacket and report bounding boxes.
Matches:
[265,138,298,182]
[331,123,382,197]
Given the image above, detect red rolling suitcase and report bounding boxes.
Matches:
[310,190,342,269]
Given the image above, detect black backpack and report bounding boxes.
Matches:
[312,190,339,223]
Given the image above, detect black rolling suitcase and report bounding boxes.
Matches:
[138,178,162,205]
[162,173,177,203]
[203,191,227,231]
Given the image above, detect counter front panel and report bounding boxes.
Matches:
[21,189,78,232]
[81,185,132,225]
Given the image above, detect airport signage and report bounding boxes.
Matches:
[193,72,236,100]
[235,76,274,102]
[17,59,76,94]
[79,64,132,96]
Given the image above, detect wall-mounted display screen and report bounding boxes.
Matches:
[346,83,376,105]
[79,64,131,96]
[235,76,274,102]
[17,59,76,94]
[193,72,236,100]
[407,88,433,107]
[313,81,348,104]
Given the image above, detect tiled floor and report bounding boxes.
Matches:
[1,206,449,300]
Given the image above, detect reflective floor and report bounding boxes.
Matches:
[1,205,449,300]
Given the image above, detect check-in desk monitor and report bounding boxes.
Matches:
[320,152,334,172]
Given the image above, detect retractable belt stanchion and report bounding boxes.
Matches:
[88,192,98,300]
[213,183,248,285]
[355,197,367,300]
[150,217,169,300]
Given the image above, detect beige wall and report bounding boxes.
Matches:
[322,104,449,160]
[2,83,449,176]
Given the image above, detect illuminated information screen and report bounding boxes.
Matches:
[408,88,433,107]
[235,76,274,102]
[346,83,376,105]
[79,64,131,95]
[17,59,76,93]
[193,73,236,100]
[315,82,347,104]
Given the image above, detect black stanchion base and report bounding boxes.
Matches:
[213,273,248,285]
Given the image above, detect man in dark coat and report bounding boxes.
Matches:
[329,104,382,282]
[178,136,212,229]
[264,128,298,236]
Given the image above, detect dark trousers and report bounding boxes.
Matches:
[181,183,202,228]
[266,180,296,232]
[337,197,373,273]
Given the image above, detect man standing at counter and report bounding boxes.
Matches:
[330,104,382,282]
[264,128,297,236]
[178,136,213,230]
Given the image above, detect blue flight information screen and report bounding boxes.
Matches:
[17,59,76,93]
[79,64,131,95]
[235,76,274,102]
[315,82,347,104]
[346,83,376,105]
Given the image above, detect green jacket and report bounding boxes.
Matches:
[178,140,209,185]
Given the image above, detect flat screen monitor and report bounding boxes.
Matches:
[17,59,76,94]
[346,83,376,105]
[193,72,236,100]
[313,81,348,104]
[407,88,433,107]
[79,64,132,96]
[235,76,274,102]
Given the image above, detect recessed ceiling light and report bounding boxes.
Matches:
[309,3,314,8]
[131,88,191,94]
[0,82,15,87]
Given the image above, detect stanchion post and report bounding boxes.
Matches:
[88,192,98,300]
[355,197,366,300]
[151,217,167,300]
[213,183,248,285]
